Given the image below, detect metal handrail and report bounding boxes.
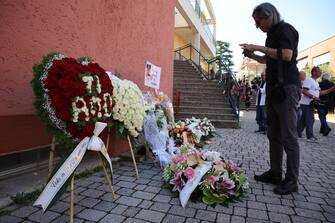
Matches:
[174,43,240,124]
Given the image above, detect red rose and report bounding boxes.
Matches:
[76,100,84,108]
[78,113,86,122]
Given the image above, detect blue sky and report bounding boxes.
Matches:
[211,0,335,70]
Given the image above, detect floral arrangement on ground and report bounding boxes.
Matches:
[31,53,113,149]
[163,144,248,206]
[169,117,216,147]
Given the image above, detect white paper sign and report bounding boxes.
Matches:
[144,61,161,89]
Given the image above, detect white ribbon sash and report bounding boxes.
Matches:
[179,161,212,208]
[34,122,112,211]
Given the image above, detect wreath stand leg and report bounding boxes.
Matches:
[99,153,116,199]
[48,136,56,178]
[127,135,139,179]
[144,144,157,166]
[70,175,75,223]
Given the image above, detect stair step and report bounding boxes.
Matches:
[177,112,236,120]
[175,106,232,113]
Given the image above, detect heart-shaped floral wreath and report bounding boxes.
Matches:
[32,53,113,148]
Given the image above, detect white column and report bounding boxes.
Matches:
[193,31,200,65]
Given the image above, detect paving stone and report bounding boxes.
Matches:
[306,196,327,204]
[150,202,171,212]
[153,194,171,203]
[81,188,105,198]
[231,216,246,223]
[133,191,156,200]
[266,204,295,214]
[135,209,165,222]
[135,185,147,191]
[195,209,216,222]
[101,192,119,202]
[61,194,85,203]
[28,210,60,223]
[77,209,106,222]
[256,195,281,204]
[294,208,325,221]
[162,214,186,223]
[118,176,136,182]
[52,215,84,223]
[75,179,94,187]
[78,197,100,208]
[207,204,234,214]
[148,180,164,188]
[324,212,335,222]
[110,204,128,214]
[116,196,142,206]
[135,178,151,184]
[247,209,268,220]
[116,188,135,196]
[216,213,230,223]
[187,201,207,210]
[294,200,322,211]
[268,212,291,223]
[63,205,85,216]
[291,215,322,223]
[11,206,39,218]
[96,184,112,192]
[73,186,87,195]
[87,182,103,189]
[169,198,181,205]
[280,198,295,207]
[122,207,141,217]
[0,215,22,223]
[234,206,247,217]
[123,217,148,223]
[93,201,117,212]
[116,181,137,189]
[145,186,161,193]
[49,201,69,213]
[138,200,153,209]
[169,205,196,218]
[87,176,105,183]
[100,213,125,223]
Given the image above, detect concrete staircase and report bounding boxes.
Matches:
[173,60,239,128]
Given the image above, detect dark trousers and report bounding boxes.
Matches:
[317,106,330,132]
[256,105,267,130]
[267,85,300,181]
[298,104,315,138]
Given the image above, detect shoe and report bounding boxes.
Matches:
[273,178,298,195]
[323,128,331,136]
[307,137,318,143]
[254,171,282,185]
[254,130,263,133]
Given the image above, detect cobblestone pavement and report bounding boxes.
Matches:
[1,111,334,223]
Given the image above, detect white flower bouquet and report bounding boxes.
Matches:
[112,78,146,137]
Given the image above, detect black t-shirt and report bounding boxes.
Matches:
[265,21,299,89]
[319,80,335,107]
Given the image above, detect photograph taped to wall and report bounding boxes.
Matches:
[144,61,161,89]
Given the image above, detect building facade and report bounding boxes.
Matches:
[0,0,176,157]
[297,35,335,75]
[237,57,266,81]
[174,0,216,61]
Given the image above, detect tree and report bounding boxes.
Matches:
[216,41,234,72]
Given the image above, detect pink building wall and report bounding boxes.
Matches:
[0,0,175,155]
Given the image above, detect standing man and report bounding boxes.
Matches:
[255,72,267,134]
[240,2,300,195]
[318,73,335,136]
[298,67,335,141]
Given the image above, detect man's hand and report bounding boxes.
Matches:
[240,43,257,51]
[242,49,253,58]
